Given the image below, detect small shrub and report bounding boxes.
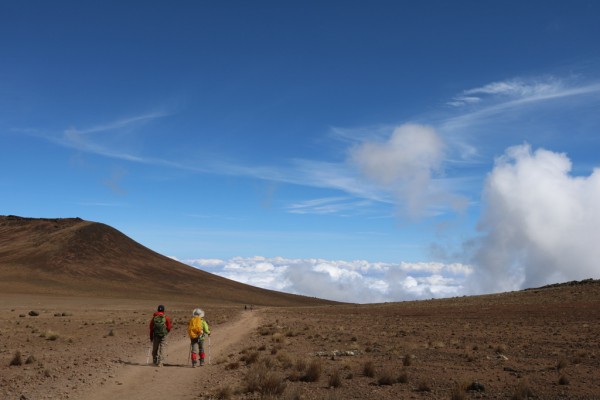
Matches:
[557,357,568,371]
[276,351,293,369]
[511,380,534,400]
[241,350,260,365]
[329,369,342,388]
[45,331,60,341]
[107,329,115,337]
[558,375,569,385]
[302,359,322,382]
[44,368,52,378]
[214,385,233,399]
[25,355,36,364]
[258,344,266,351]
[495,344,507,354]
[10,351,23,366]
[417,381,431,392]
[294,357,307,372]
[244,363,286,396]
[377,369,396,386]
[451,382,466,400]
[403,354,412,367]
[272,333,284,343]
[225,361,240,370]
[363,361,375,377]
[397,371,408,384]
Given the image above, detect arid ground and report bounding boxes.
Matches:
[2,280,599,400]
[2,217,599,399]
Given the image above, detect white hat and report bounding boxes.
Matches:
[193,308,205,317]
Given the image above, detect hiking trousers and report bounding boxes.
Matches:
[190,337,205,363]
[152,335,168,365]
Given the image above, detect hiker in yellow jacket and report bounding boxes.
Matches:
[188,308,210,367]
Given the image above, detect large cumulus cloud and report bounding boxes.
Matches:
[467,144,600,293]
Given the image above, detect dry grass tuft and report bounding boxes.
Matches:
[225,361,240,370]
[558,375,570,385]
[25,355,36,364]
[377,369,396,386]
[511,380,534,400]
[403,354,412,367]
[328,369,342,388]
[272,332,285,343]
[214,385,233,399]
[557,357,568,371]
[397,371,408,384]
[44,330,60,341]
[241,350,260,365]
[276,351,294,369]
[363,361,376,377]
[451,384,466,400]
[10,351,23,366]
[244,362,287,396]
[495,344,507,354]
[301,359,322,382]
[417,380,432,392]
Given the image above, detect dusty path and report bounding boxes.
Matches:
[84,310,261,400]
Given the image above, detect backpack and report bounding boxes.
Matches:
[153,314,168,337]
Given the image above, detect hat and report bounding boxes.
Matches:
[157,305,165,312]
[193,308,205,317]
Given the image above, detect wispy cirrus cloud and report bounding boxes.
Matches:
[443,78,600,132]
[447,77,566,107]
[286,196,373,215]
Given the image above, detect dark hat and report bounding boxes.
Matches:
[157,305,165,312]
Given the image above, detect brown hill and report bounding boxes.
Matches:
[0,215,335,306]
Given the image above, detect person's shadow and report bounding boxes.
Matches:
[112,359,190,368]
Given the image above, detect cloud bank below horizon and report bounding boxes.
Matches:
[182,256,472,303]
[180,144,600,303]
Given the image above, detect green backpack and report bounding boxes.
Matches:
[153,315,168,337]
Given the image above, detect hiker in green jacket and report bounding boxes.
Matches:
[188,308,210,366]
[149,304,173,366]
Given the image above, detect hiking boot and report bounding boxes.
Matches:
[200,360,205,366]
[192,361,197,368]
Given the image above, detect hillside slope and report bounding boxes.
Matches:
[0,215,335,306]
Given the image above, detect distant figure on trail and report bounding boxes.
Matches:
[188,308,211,367]
[149,304,172,367]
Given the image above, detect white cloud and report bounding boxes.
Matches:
[448,77,565,107]
[467,144,600,293]
[185,256,472,303]
[286,196,373,215]
[349,123,466,216]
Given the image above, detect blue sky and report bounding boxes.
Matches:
[2,1,600,302]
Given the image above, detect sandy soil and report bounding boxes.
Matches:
[0,294,248,400]
[84,310,261,400]
[2,282,600,400]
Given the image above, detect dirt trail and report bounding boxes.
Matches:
[84,310,261,400]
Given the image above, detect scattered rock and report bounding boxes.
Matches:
[468,381,485,392]
[28,311,39,317]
